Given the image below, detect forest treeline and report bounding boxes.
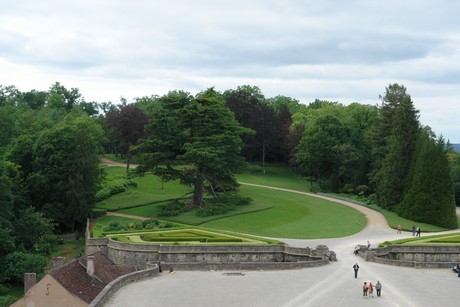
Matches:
[0,82,459,295]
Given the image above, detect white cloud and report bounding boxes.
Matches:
[1,0,460,141]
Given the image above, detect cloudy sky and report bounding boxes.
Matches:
[1,0,459,141]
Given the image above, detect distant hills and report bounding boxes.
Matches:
[452,144,460,153]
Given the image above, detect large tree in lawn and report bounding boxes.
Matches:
[136,88,249,207]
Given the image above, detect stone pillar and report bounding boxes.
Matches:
[24,273,36,294]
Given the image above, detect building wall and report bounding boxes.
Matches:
[11,275,86,307]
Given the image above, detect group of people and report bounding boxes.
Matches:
[411,225,421,236]
[362,281,382,297]
[397,224,421,236]
[353,263,383,298]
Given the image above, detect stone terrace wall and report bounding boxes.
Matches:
[85,237,334,270]
[89,263,160,307]
[362,245,460,268]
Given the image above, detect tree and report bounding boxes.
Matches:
[397,130,457,228]
[106,103,149,170]
[0,161,17,257]
[136,88,250,207]
[28,115,102,230]
[47,82,82,111]
[295,112,350,191]
[373,84,420,210]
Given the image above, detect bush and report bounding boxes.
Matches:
[158,200,192,217]
[96,178,138,202]
[341,184,355,194]
[102,221,128,232]
[142,218,159,228]
[0,252,47,284]
[0,295,16,307]
[356,185,370,196]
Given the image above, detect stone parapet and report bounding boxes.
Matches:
[89,265,160,307]
[361,245,460,268]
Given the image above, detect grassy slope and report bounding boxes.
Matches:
[98,162,454,239]
[201,185,366,239]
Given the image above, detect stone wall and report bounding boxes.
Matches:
[361,245,460,268]
[85,237,334,270]
[89,263,160,307]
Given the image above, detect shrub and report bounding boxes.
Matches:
[158,200,192,217]
[103,221,128,232]
[0,252,47,284]
[96,178,138,202]
[341,184,355,194]
[142,218,159,228]
[356,185,370,196]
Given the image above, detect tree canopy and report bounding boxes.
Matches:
[136,88,251,207]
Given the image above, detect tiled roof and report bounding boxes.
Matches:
[50,252,136,303]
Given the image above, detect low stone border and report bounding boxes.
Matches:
[89,263,160,307]
[360,245,460,268]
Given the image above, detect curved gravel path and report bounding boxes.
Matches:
[101,160,460,307]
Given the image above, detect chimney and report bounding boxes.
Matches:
[24,273,36,294]
[86,256,95,277]
[52,256,65,268]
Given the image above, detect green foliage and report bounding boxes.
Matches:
[356,185,370,196]
[0,252,47,284]
[397,131,457,229]
[197,193,252,217]
[13,207,57,253]
[373,83,420,210]
[157,199,193,217]
[96,178,138,202]
[136,88,250,207]
[0,295,16,307]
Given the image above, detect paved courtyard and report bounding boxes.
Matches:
[105,192,460,307]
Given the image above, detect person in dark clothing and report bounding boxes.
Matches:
[353,263,359,278]
[376,281,382,296]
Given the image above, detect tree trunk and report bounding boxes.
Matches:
[193,169,204,207]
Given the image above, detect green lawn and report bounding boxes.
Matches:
[97,162,453,240]
[97,166,191,211]
[381,232,460,246]
[201,185,366,239]
[236,164,312,192]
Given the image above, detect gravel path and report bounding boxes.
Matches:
[101,161,460,307]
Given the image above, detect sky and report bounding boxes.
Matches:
[1,0,459,142]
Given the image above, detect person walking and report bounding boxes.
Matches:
[411,225,416,236]
[397,224,402,234]
[367,241,371,249]
[376,281,382,297]
[457,264,460,278]
[368,281,374,297]
[417,227,421,237]
[353,263,359,278]
[362,282,368,297]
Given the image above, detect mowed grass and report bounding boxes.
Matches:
[201,185,366,239]
[97,166,191,211]
[236,164,312,192]
[98,163,365,238]
[382,232,460,246]
[365,203,449,232]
